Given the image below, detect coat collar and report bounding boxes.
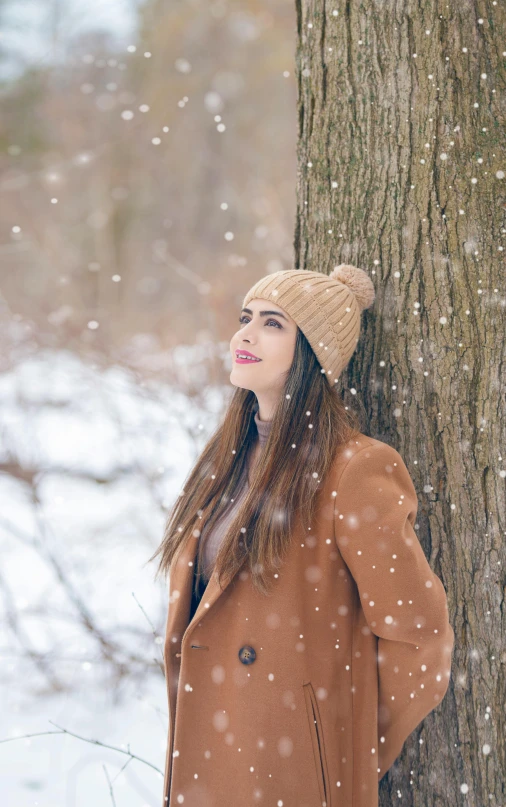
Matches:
[165,437,362,649]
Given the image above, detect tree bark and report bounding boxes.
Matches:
[294,1,505,805]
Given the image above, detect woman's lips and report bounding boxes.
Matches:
[235,355,261,364]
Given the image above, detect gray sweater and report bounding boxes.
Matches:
[201,409,272,582]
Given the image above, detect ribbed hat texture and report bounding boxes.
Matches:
[242,265,375,385]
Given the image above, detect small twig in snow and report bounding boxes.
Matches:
[0,721,163,775]
[103,764,117,807]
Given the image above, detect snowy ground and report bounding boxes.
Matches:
[0,346,229,806]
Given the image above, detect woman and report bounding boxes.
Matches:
[150,265,455,807]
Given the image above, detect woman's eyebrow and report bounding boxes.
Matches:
[241,307,289,322]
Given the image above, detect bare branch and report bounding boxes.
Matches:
[0,722,163,775]
[102,764,117,807]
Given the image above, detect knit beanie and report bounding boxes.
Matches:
[242,265,375,385]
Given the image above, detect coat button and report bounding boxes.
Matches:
[238,645,256,665]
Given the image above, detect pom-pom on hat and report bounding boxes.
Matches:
[242,264,375,385]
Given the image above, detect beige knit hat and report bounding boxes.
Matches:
[242,265,375,385]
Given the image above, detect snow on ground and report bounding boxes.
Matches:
[0,346,230,806]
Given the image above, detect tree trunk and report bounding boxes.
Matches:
[294,1,505,805]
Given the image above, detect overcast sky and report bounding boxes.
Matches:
[1,0,141,82]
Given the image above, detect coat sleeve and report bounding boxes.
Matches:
[333,441,454,780]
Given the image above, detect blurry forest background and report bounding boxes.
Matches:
[0,0,298,804]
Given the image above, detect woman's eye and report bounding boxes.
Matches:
[238,316,281,328]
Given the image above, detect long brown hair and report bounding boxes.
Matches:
[148,327,362,598]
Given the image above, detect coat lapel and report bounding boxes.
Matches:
[167,456,255,645]
[186,561,240,634]
[166,533,242,647]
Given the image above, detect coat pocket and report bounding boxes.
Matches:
[303,681,330,807]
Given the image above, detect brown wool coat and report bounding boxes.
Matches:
[161,433,455,807]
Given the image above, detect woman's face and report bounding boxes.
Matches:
[230,297,298,399]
